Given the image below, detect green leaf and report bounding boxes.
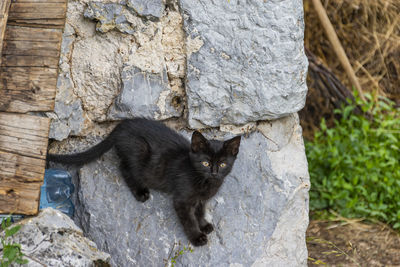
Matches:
[5,225,21,238]
[307,94,400,230]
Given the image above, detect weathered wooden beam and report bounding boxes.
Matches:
[12,0,67,3]
[0,0,11,65]
[3,40,61,57]
[0,113,49,215]
[4,26,62,42]
[0,67,58,91]
[0,180,42,215]
[7,1,67,28]
[0,90,56,112]
[0,0,68,215]
[1,55,59,68]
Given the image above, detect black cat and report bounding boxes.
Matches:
[47,118,241,246]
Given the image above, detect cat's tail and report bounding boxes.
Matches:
[47,131,116,165]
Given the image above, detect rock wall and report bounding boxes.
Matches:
[48,0,310,266]
[0,208,110,266]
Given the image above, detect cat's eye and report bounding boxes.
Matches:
[202,161,210,167]
[220,162,227,168]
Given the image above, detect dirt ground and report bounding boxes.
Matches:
[307,219,400,266]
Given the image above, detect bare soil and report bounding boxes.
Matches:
[307,219,400,266]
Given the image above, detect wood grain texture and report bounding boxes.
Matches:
[0,180,42,215]
[0,113,49,215]
[3,40,61,57]
[0,0,68,215]
[0,89,56,112]
[0,67,58,91]
[13,0,67,3]
[0,0,11,65]
[1,55,59,68]
[0,5,64,112]
[4,26,62,42]
[7,1,67,28]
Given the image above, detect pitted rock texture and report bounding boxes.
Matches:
[68,114,309,267]
[108,66,184,120]
[84,2,137,34]
[0,208,110,267]
[179,0,308,128]
[49,1,187,140]
[127,0,164,19]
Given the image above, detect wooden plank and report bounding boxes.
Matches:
[1,54,59,68]
[0,150,45,182]
[10,3,66,13]
[2,40,60,57]
[5,26,62,42]
[0,113,50,159]
[0,0,68,215]
[0,90,56,112]
[0,180,41,215]
[14,0,67,3]
[0,67,58,91]
[0,113,49,214]
[0,0,11,65]
[0,112,50,133]
[7,19,66,29]
[9,11,66,20]
[7,1,67,28]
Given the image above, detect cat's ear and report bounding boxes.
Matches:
[191,131,208,153]
[223,136,241,156]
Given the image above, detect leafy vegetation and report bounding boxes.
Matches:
[0,216,28,267]
[306,93,400,228]
[168,242,193,267]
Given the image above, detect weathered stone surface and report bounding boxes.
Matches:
[49,99,85,141]
[179,0,308,128]
[84,0,165,34]
[84,2,136,34]
[69,114,309,266]
[49,0,310,266]
[127,0,164,19]
[0,208,110,266]
[108,66,184,120]
[49,1,187,140]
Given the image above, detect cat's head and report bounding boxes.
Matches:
[189,131,241,181]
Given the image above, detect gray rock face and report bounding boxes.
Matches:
[127,0,164,19]
[108,66,183,120]
[0,208,110,267]
[84,2,136,34]
[84,0,164,35]
[49,99,85,141]
[179,0,308,128]
[71,114,309,266]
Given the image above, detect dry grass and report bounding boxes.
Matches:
[307,217,400,266]
[301,0,400,139]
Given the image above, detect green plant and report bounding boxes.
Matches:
[0,216,28,267]
[167,242,193,267]
[306,93,400,228]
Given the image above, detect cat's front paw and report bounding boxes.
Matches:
[134,188,150,202]
[200,223,214,234]
[190,233,208,247]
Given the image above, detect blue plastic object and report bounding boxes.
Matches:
[39,169,75,218]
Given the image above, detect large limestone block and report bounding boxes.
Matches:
[179,0,308,128]
[0,208,110,266]
[71,114,309,266]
